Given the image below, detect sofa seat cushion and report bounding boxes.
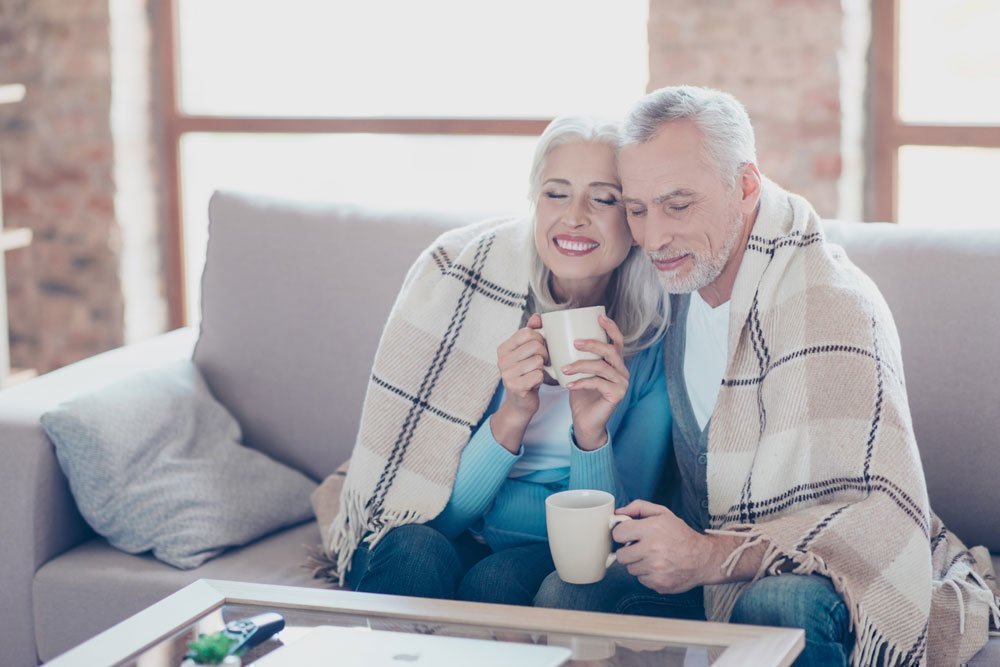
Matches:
[971,637,1000,665]
[33,521,330,662]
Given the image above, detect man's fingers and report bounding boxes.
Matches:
[611,517,647,544]
[612,543,642,566]
[617,500,670,519]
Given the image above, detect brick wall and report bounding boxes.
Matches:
[0,0,125,373]
[0,1,864,374]
[648,0,848,217]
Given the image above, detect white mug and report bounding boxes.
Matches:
[539,305,608,387]
[545,489,632,584]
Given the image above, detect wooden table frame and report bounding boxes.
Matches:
[46,579,803,666]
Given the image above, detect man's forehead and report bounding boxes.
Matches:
[619,156,698,202]
[619,120,709,198]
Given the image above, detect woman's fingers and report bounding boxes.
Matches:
[572,338,628,377]
[502,356,546,394]
[560,358,626,384]
[508,369,545,394]
[565,376,626,402]
[502,338,549,368]
[498,333,548,368]
[599,314,626,352]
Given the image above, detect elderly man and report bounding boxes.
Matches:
[534,86,998,666]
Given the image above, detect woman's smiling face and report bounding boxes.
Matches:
[533,140,632,298]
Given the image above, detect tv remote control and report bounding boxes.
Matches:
[222,611,285,654]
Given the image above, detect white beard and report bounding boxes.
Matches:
[651,209,744,294]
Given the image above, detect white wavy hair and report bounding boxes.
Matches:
[621,85,757,188]
[526,115,669,355]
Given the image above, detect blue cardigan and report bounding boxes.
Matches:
[430,338,672,551]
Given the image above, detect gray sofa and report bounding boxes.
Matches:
[1,191,997,665]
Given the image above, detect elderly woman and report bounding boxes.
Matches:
[315,116,674,607]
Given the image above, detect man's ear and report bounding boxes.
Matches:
[739,162,762,215]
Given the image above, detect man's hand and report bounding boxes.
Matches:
[612,500,764,594]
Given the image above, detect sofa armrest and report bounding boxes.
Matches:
[0,328,196,667]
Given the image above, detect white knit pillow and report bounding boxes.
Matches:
[40,360,317,569]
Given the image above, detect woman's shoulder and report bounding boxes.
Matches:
[427,215,529,255]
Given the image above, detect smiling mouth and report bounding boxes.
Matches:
[651,254,690,271]
[554,236,600,256]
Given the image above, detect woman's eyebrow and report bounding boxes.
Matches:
[589,181,622,191]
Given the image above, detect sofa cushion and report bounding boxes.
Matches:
[33,521,326,662]
[193,191,490,481]
[823,222,1000,551]
[40,359,317,569]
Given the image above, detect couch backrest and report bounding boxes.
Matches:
[824,221,1000,550]
[194,191,477,482]
[194,192,999,551]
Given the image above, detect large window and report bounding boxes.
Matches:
[872,0,1000,228]
[159,0,649,326]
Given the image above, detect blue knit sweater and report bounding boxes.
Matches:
[430,338,672,551]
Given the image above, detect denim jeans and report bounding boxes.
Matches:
[534,565,851,667]
[533,562,706,619]
[345,524,555,605]
[730,574,852,667]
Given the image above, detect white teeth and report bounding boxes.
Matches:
[555,238,599,252]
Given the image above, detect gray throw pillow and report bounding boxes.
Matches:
[40,359,317,569]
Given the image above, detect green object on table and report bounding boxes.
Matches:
[185,631,245,664]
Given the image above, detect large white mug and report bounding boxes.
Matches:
[539,305,608,387]
[545,489,632,584]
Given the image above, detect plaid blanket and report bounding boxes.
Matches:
[311,216,531,585]
[704,179,999,665]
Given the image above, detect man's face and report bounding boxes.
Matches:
[619,120,745,294]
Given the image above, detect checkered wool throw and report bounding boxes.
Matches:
[704,179,999,665]
[312,216,531,586]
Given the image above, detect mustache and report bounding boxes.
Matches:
[648,249,691,262]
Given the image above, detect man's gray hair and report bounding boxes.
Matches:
[621,85,757,185]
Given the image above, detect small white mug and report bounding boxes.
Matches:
[539,305,608,387]
[545,489,632,584]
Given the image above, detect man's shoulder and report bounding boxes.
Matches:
[767,237,901,354]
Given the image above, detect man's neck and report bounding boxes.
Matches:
[697,211,757,308]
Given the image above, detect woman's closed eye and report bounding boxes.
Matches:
[543,191,568,200]
[593,195,619,206]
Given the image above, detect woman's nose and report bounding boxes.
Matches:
[563,199,589,227]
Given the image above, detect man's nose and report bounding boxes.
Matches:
[641,214,675,250]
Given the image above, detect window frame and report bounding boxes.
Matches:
[154,0,550,328]
[870,0,1000,222]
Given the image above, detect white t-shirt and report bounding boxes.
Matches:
[508,382,573,478]
[683,290,731,431]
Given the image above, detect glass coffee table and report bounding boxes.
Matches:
[44,579,803,666]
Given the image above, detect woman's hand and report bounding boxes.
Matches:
[491,313,548,453]
[564,314,630,451]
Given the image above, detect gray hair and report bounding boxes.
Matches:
[526,115,669,355]
[621,85,757,187]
